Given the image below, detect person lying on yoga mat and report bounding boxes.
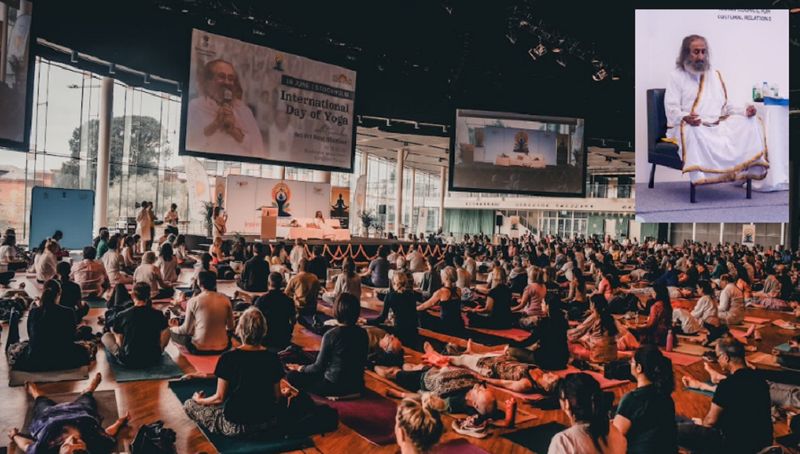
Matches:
[102,282,170,368]
[677,336,773,454]
[286,293,368,397]
[6,279,97,372]
[395,395,444,454]
[365,327,405,368]
[549,372,626,454]
[612,345,677,454]
[7,373,129,453]
[182,308,295,436]
[418,340,562,396]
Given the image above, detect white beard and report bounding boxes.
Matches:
[683,62,709,76]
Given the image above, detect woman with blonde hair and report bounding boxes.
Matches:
[367,270,419,346]
[395,394,444,454]
[417,266,464,335]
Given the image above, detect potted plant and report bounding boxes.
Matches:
[359,211,375,238]
[202,201,214,238]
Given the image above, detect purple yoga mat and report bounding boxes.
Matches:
[433,438,490,454]
[312,389,398,445]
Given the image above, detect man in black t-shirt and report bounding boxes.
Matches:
[101,282,169,368]
[254,272,296,350]
[677,336,773,454]
[236,243,269,292]
[306,246,329,284]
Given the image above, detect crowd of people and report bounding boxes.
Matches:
[4,223,800,453]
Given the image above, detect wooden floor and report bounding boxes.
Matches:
[0,272,798,453]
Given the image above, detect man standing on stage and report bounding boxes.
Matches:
[664,34,768,186]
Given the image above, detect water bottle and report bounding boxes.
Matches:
[762,82,769,101]
[666,329,674,352]
[753,84,760,102]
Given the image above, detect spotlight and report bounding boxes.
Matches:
[506,32,517,44]
[70,50,79,63]
[414,122,420,129]
[551,38,565,53]
[611,69,621,81]
[592,67,607,82]
[108,63,116,75]
[555,56,566,68]
[176,82,182,93]
[144,73,151,84]
[253,28,265,36]
[529,42,547,59]
[207,18,216,26]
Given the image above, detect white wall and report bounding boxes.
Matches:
[634,9,789,183]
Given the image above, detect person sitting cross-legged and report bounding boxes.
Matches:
[170,271,234,354]
[236,242,269,293]
[102,281,170,368]
[254,272,296,351]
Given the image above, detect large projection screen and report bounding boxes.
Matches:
[0,0,34,150]
[450,109,586,197]
[180,28,357,172]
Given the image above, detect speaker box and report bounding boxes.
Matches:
[378,204,387,215]
[495,214,503,226]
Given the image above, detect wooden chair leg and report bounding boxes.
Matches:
[648,163,656,189]
[690,182,696,203]
[746,179,752,199]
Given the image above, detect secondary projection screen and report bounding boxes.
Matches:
[0,0,34,150]
[451,109,586,196]
[180,28,356,172]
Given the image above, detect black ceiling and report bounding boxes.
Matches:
[35,0,798,145]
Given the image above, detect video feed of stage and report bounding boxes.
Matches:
[0,0,33,149]
[451,109,585,196]
[182,28,356,171]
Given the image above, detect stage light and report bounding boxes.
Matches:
[611,69,621,81]
[108,63,116,75]
[207,18,216,26]
[529,42,547,61]
[176,82,182,93]
[592,67,607,82]
[555,56,566,68]
[144,73,151,84]
[70,50,79,63]
[253,28,265,36]
[506,32,517,44]
[441,125,447,134]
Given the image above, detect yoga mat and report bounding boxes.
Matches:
[168,379,314,454]
[744,316,770,325]
[318,298,381,318]
[747,352,781,369]
[468,326,531,342]
[311,389,398,445]
[85,298,107,309]
[684,384,715,398]
[178,347,221,375]
[106,352,184,382]
[553,366,630,390]
[433,438,490,454]
[9,366,90,387]
[775,343,792,353]
[663,350,701,367]
[728,328,749,344]
[502,422,568,453]
[672,343,711,357]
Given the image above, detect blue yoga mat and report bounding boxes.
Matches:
[684,382,715,398]
[106,352,184,382]
[168,379,314,454]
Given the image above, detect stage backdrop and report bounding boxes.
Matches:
[224,174,331,235]
[181,28,356,172]
[634,9,789,184]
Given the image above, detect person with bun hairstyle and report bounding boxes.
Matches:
[612,345,677,454]
[549,373,626,453]
[395,394,444,454]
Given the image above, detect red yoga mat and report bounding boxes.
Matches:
[178,347,221,375]
[311,389,398,445]
[433,438,490,454]
[662,350,701,367]
[553,366,629,390]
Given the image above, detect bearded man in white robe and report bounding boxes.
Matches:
[664,34,767,186]
[186,59,265,158]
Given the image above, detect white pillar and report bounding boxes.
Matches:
[395,149,405,237]
[719,223,724,244]
[0,3,8,82]
[409,168,416,237]
[781,223,785,246]
[691,223,696,242]
[439,166,446,232]
[93,77,113,234]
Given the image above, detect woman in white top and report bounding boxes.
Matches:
[101,235,133,286]
[0,234,26,270]
[172,234,195,267]
[322,257,361,305]
[133,251,173,299]
[289,239,307,273]
[157,243,179,283]
[136,201,154,251]
[121,236,137,271]
[34,240,59,283]
[548,373,626,454]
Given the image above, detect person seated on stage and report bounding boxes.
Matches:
[361,246,390,288]
[367,272,419,347]
[285,258,322,316]
[420,255,443,300]
[307,245,329,284]
[102,282,170,368]
[286,293,368,396]
[71,246,110,300]
[407,244,427,273]
[629,283,672,347]
[550,373,627,454]
[314,210,326,227]
[322,257,361,305]
[255,272,296,351]
[6,280,95,372]
[568,294,622,364]
[236,242,269,293]
[513,295,570,371]
[156,242,180,284]
[56,261,89,320]
[678,337,773,454]
[395,395,444,454]
[511,267,546,323]
[417,266,464,336]
[95,228,110,259]
[0,233,26,271]
[717,273,745,326]
[101,235,133,287]
[419,340,561,396]
[181,307,291,436]
[121,235,138,271]
[173,234,195,267]
[8,373,130,453]
[170,271,233,354]
[133,251,174,300]
[465,266,513,330]
[612,345,677,454]
[453,256,471,290]
[289,238,307,273]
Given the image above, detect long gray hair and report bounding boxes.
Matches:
[675,34,709,70]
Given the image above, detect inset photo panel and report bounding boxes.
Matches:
[634,9,789,223]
